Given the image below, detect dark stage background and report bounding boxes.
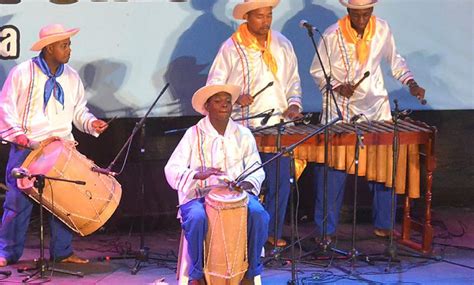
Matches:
[0,110,472,233]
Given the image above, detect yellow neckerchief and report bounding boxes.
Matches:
[232,23,278,77]
[338,15,376,65]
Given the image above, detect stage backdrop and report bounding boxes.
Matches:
[1,0,473,118]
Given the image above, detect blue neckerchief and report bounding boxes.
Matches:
[32,52,65,111]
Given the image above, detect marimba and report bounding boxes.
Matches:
[253,118,437,253]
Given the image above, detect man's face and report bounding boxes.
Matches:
[205,92,233,121]
[348,7,373,33]
[245,7,273,38]
[46,38,72,64]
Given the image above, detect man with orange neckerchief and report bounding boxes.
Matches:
[310,0,425,241]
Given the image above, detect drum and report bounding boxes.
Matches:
[17,138,122,236]
[204,187,249,285]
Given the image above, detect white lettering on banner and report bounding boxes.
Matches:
[0,25,20,60]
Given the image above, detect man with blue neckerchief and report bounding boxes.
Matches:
[0,24,108,266]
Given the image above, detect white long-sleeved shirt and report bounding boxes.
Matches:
[310,17,414,123]
[164,116,265,206]
[207,30,302,128]
[0,59,98,142]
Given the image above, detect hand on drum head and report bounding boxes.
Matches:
[193,167,226,180]
[228,181,253,193]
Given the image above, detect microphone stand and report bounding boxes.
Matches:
[104,83,169,175]
[18,174,85,282]
[261,118,284,264]
[243,116,340,285]
[163,109,272,135]
[303,21,343,255]
[232,109,273,122]
[368,99,404,269]
[0,137,34,151]
[386,100,402,269]
[330,122,373,270]
[97,83,176,274]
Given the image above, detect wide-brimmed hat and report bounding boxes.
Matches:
[31,24,79,51]
[339,0,378,9]
[192,84,240,115]
[233,0,280,20]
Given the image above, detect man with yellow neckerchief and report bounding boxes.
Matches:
[310,0,425,241]
[207,0,303,250]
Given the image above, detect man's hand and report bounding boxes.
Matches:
[228,181,254,193]
[236,94,254,107]
[193,167,225,180]
[92,119,109,134]
[334,84,354,98]
[407,80,425,101]
[283,105,303,120]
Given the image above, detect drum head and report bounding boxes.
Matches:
[207,187,247,204]
[25,140,64,175]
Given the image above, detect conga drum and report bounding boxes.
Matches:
[204,187,249,285]
[17,137,122,236]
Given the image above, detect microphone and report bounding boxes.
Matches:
[350,113,364,123]
[356,129,365,149]
[11,167,31,179]
[260,109,275,126]
[0,138,39,150]
[91,166,117,177]
[299,20,318,32]
[303,113,313,125]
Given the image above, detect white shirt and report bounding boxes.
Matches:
[0,59,98,142]
[207,30,302,128]
[310,17,414,123]
[164,116,265,206]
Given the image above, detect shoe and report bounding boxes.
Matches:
[188,279,206,285]
[374,228,391,238]
[267,237,287,247]
[59,254,89,264]
[241,278,255,285]
[0,256,7,267]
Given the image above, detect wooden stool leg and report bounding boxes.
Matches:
[177,230,190,285]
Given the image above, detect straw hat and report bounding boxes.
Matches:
[233,0,280,20]
[192,84,240,115]
[339,0,378,9]
[31,24,79,51]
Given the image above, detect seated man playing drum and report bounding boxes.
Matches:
[164,84,269,285]
[0,24,108,266]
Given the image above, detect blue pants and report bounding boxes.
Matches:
[180,195,269,280]
[312,164,396,235]
[0,146,74,263]
[261,153,290,239]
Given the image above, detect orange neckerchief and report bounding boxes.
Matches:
[339,15,376,65]
[232,23,278,77]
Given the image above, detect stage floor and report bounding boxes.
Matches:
[0,206,473,284]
